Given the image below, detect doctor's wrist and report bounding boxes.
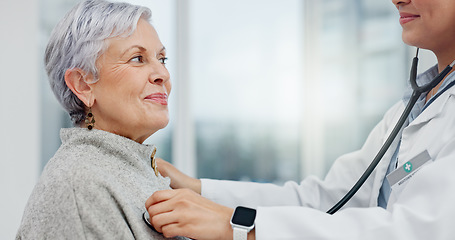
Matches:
[248,229,256,240]
[230,206,256,240]
[192,178,202,194]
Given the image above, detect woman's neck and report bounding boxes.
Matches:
[425,51,455,102]
[435,49,455,72]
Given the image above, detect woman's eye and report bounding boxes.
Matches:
[130,56,143,63]
[159,57,168,65]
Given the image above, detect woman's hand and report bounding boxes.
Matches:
[145,189,234,240]
[156,158,201,194]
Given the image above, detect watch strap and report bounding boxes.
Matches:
[233,227,248,240]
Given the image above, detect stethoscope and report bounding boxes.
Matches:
[327,48,455,214]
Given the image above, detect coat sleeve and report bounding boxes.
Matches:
[255,138,455,239]
[201,101,405,211]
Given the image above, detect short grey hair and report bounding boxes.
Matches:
[45,0,151,125]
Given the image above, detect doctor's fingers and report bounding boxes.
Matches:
[150,198,235,240]
[145,189,177,209]
[157,158,202,193]
[155,158,175,179]
[148,187,213,209]
[147,188,202,219]
[148,211,180,238]
[150,212,212,240]
[149,206,204,239]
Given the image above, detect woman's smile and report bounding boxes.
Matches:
[399,12,420,25]
[145,92,168,105]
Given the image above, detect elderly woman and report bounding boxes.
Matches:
[16,0,183,239]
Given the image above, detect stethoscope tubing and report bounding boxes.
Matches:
[326,90,420,214]
[327,48,454,214]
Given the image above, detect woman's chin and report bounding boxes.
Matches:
[402,32,429,50]
[147,118,170,134]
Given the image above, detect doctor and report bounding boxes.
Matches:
[146,0,455,239]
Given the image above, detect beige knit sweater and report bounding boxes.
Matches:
[16,128,186,240]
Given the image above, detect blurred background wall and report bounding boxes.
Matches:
[0,0,437,238]
[1,0,40,238]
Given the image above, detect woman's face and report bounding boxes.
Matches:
[392,0,455,53]
[91,19,171,143]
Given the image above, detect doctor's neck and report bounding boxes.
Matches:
[434,50,455,74]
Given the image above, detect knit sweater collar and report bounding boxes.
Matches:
[60,128,156,167]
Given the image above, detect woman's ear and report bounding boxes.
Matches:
[64,68,95,107]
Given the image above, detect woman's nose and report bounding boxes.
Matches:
[392,0,410,7]
[149,63,170,86]
[153,78,164,85]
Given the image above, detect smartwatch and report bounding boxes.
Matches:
[230,206,256,240]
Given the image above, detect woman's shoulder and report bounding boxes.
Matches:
[18,144,136,237]
[17,151,87,239]
[43,143,123,190]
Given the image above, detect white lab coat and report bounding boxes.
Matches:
[201,74,455,239]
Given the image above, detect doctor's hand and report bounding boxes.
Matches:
[156,158,201,194]
[145,189,236,240]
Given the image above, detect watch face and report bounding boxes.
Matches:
[232,206,257,227]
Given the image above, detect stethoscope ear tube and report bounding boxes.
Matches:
[410,50,419,91]
[411,48,454,94]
